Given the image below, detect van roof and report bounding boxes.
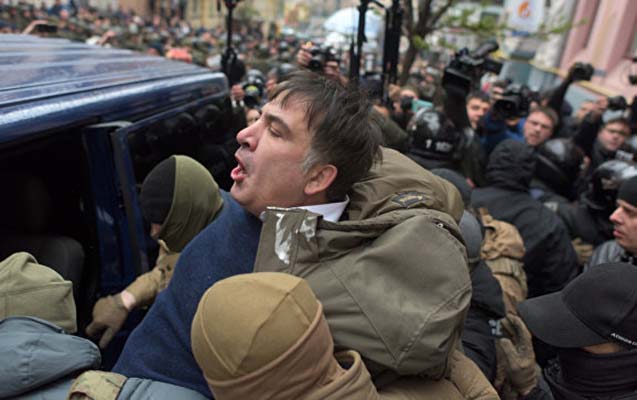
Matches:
[0,35,228,144]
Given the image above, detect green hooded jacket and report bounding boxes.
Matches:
[253,148,471,381]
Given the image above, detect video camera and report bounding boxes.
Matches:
[492,84,533,120]
[307,45,339,73]
[442,40,503,94]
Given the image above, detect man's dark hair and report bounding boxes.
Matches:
[530,106,559,130]
[604,117,631,133]
[466,91,489,103]
[269,70,383,201]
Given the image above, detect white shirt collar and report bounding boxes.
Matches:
[260,196,349,223]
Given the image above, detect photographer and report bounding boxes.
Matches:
[296,42,344,84]
[391,85,428,130]
[466,91,491,130]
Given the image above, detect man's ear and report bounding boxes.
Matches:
[304,164,337,197]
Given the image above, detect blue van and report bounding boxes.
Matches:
[0,34,234,360]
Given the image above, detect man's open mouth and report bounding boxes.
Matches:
[231,155,247,182]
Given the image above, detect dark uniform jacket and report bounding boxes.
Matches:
[472,140,579,298]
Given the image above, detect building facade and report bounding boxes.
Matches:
[559,0,637,100]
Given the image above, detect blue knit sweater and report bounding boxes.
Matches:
[114,191,262,397]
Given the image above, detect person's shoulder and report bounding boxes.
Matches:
[588,240,624,268]
[178,191,261,258]
[120,377,209,400]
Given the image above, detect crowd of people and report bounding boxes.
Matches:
[2,2,637,399]
[0,0,274,66]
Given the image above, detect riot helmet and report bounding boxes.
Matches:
[534,138,584,198]
[584,160,637,211]
[246,68,266,84]
[407,109,464,162]
[242,69,266,108]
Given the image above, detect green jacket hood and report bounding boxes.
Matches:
[347,147,464,224]
[254,148,470,380]
[158,155,223,252]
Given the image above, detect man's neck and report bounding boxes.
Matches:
[259,196,350,223]
[298,196,349,222]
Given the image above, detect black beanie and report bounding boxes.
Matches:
[618,175,637,207]
[140,157,176,224]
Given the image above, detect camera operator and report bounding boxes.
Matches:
[438,41,504,186]
[466,91,490,130]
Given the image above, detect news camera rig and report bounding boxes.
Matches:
[349,0,403,105]
[217,0,245,86]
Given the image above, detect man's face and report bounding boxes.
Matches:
[598,122,630,152]
[524,111,554,147]
[466,98,489,129]
[610,200,637,254]
[246,108,260,126]
[230,97,313,216]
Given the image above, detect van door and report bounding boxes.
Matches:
[106,96,233,289]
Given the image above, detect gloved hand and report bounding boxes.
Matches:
[572,238,594,266]
[86,294,129,349]
[498,314,538,397]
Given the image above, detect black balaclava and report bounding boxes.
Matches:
[140,157,176,224]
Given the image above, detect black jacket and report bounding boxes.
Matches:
[472,140,579,298]
[555,203,614,247]
[530,178,571,205]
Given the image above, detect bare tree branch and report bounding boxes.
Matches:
[414,0,433,36]
[429,0,456,31]
[402,0,414,38]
